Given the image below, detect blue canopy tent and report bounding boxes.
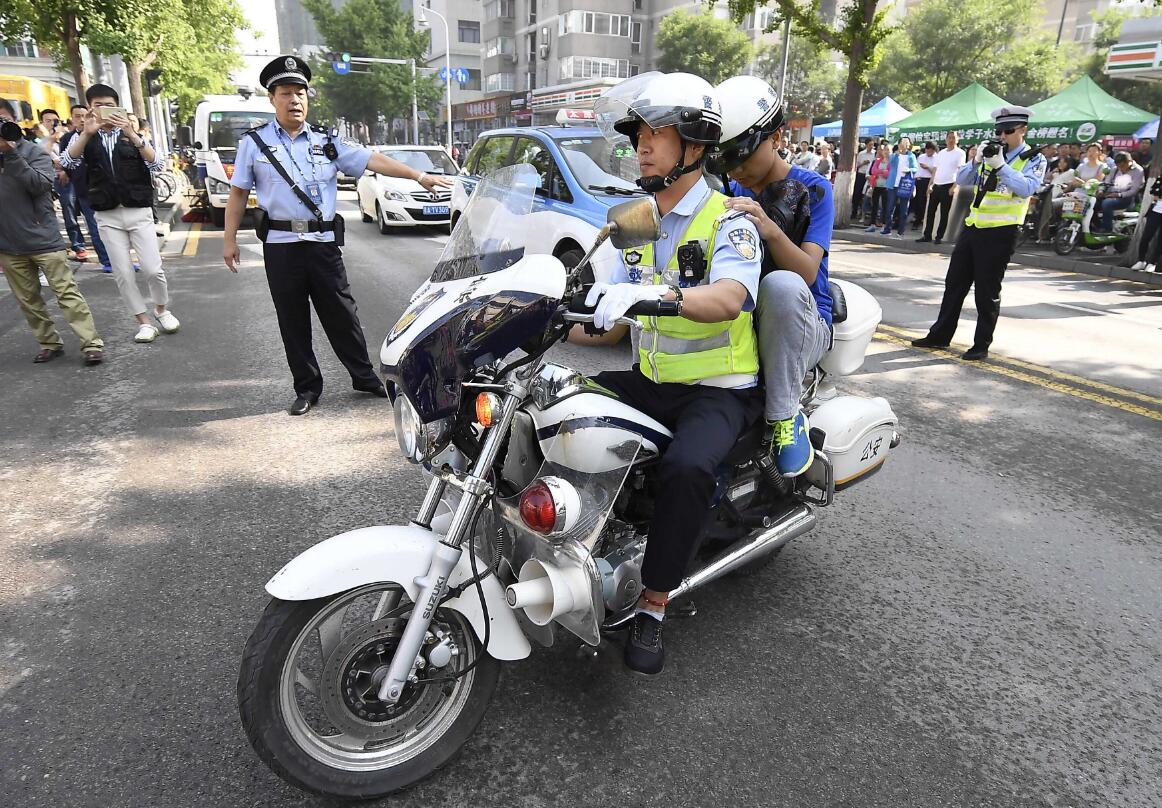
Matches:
[811,96,912,139]
[1134,117,1158,139]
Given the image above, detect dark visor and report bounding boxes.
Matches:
[706,128,767,175]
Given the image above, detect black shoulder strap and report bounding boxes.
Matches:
[246,129,324,222]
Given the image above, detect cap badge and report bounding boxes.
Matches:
[285,57,296,70]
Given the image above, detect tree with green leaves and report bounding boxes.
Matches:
[0,0,132,95]
[304,0,442,137]
[867,0,1073,110]
[655,8,754,85]
[754,36,843,121]
[87,0,248,121]
[728,0,894,227]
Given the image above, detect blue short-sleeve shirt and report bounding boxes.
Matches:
[610,178,761,311]
[729,166,833,326]
[231,120,371,244]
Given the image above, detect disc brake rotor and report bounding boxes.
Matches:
[318,617,454,743]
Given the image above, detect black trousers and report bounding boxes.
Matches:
[851,173,867,218]
[911,177,931,227]
[925,183,955,240]
[1138,209,1162,265]
[591,369,763,593]
[926,224,1017,350]
[262,241,379,400]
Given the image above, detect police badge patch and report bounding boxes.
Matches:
[625,251,642,265]
[727,228,757,260]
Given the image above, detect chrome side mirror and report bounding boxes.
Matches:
[606,197,660,249]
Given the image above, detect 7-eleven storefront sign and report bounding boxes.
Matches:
[1106,41,1162,77]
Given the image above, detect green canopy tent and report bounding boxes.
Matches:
[888,83,1010,144]
[1025,75,1153,143]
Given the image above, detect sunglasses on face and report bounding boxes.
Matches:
[996,127,1019,136]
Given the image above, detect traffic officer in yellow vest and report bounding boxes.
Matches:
[587,72,764,674]
[913,106,1045,360]
[224,55,452,415]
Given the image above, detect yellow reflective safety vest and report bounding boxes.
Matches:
[964,150,1033,229]
[621,191,759,385]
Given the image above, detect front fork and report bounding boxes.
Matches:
[376,384,525,704]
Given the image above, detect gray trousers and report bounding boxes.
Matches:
[755,270,832,422]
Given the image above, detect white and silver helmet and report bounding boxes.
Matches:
[594,71,722,192]
[707,75,785,175]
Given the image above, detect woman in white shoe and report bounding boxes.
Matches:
[61,83,179,343]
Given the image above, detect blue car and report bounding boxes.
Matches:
[449,125,643,283]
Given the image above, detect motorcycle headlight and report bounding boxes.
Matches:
[392,393,450,464]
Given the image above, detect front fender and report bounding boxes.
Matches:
[266,524,531,661]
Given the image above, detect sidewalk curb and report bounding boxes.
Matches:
[833,228,1162,289]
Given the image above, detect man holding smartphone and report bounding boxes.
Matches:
[0,99,105,364]
[61,84,180,344]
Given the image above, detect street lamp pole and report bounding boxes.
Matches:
[418,3,454,153]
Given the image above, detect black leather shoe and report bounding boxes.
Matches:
[916,236,932,243]
[354,382,388,398]
[934,238,943,245]
[962,346,989,361]
[911,336,949,349]
[289,396,315,416]
[624,613,665,675]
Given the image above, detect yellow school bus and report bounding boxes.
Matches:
[0,74,74,130]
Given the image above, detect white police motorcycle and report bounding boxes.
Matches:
[237,165,899,799]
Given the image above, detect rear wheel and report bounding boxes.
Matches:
[237,583,500,799]
[1053,224,1078,256]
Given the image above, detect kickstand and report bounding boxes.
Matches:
[668,600,698,619]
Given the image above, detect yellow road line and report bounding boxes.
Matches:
[872,331,1162,423]
[182,222,201,258]
[877,323,1162,408]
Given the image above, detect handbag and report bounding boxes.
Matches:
[897,171,916,198]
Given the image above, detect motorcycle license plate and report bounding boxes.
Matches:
[423,205,450,216]
[1063,199,1081,213]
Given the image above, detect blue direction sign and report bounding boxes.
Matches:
[438,66,449,81]
[454,67,470,85]
[332,60,350,75]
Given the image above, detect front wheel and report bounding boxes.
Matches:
[1053,224,1078,256]
[237,583,500,799]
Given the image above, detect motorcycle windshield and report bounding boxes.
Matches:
[430,164,539,283]
[381,164,564,422]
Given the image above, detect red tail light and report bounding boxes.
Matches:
[519,481,557,534]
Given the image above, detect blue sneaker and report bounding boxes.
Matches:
[764,410,814,477]
[101,264,112,273]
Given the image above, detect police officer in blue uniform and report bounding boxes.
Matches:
[224,55,452,415]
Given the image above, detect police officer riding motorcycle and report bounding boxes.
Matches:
[235,70,899,800]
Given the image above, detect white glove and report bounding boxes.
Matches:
[984,151,1006,170]
[586,282,668,330]
[973,148,985,165]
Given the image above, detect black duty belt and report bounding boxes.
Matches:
[265,218,338,233]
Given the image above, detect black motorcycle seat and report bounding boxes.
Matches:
[829,280,847,325]
[725,419,767,466]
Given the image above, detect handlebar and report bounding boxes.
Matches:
[566,286,681,318]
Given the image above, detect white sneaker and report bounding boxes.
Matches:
[1148,264,1158,273]
[155,310,180,333]
[134,323,160,343]
[39,271,50,288]
[1131,260,1148,270]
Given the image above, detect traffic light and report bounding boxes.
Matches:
[144,68,162,97]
